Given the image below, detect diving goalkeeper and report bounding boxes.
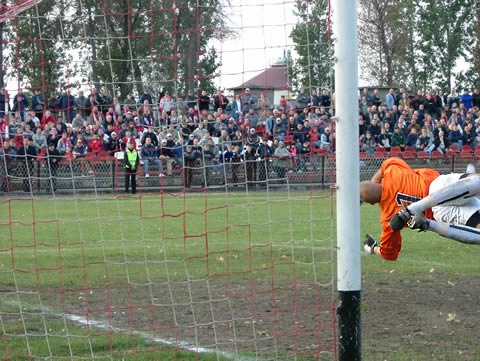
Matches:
[360,158,480,261]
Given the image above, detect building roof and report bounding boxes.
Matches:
[229,65,289,91]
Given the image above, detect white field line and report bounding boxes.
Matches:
[1,299,256,361]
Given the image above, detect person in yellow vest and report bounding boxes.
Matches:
[124,141,139,194]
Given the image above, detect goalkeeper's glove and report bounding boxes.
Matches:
[364,234,378,255]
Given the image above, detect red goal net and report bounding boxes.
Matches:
[0,0,336,359]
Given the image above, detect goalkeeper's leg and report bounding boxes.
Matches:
[390,174,480,231]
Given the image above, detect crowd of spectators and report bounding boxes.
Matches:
[1,84,480,191]
[359,87,480,156]
[0,86,335,191]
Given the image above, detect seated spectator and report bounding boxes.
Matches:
[361,131,376,155]
[141,137,163,177]
[431,129,448,154]
[447,123,462,150]
[320,127,332,152]
[88,133,103,156]
[406,128,419,150]
[141,126,159,146]
[41,110,56,127]
[416,128,433,153]
[391,125,406,150]
[463,123,476,150]
[120,130,136,150]
[377,126,392,152]
[32,127,47,151]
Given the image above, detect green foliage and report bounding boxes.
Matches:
[3,0,229,98]
[359,0,476,91]
[289,0,333,93]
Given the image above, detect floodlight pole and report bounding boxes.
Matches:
[333,0,361,360]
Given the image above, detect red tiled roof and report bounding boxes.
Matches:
[229,66,289,90]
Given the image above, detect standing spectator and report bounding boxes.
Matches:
[320,90,332,108]
[124,141,139,193]
[123,93,137,111]
[139,88,153,106]
[31,89,45,120]
[461,89,473,110]
[99,88,112,116]
[47,92,61,120]
[76,90,88,119]
[141,137,163,177]
[231,94,243,121]
[360,88,372,106]
[447,88,460,109]
[255,93,269,116]
[473,88,480,108]
[242,88,256,114]
[385,88,396,110]
[17,137,37,192]
[183,144,201,188]
[13,89,29,121]
[0,140,16,192]
[45,143,61,192]
[59,88,76,123]
[371,88,382,108]
[185,90,197,110]
[214,89,229,111]
[278,95,292,112]
[311,90,320,108]
[0,88,10,119]
[198,90,210,112]
[159,91,174,115]
[296,88,310,113]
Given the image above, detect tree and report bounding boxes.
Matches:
[358,0,416,88]
[3,0,231,99]
[416,0,476,91]
[290,0,333,93]
[3,0,77,91]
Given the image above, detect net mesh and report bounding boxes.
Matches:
[0,0,337,359]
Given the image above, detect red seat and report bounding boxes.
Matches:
[417,151,429,159]
[390,146,402,153]
[359,151,371,160]
[462,145,473,153]
[431,150,444,159]
[376,147,387,153]
[404,146,416,153]
[373,151,386,160]
[283,136,293,144]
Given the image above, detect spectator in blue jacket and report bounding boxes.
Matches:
[12,89,29,121]
[141,137,163,177]
[31,89,45,120]
[461,89,473,110]
[406,128,419,150]
[448,123,463,150]
[59,89,77,122]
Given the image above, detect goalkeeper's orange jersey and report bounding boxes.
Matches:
[378,158,439,260]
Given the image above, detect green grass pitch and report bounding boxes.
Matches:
[0,192,479,360]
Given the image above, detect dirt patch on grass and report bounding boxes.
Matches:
[362,273,480,360]
[2,273,480,360]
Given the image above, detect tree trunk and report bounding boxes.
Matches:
[183,31,198,93]
[87,4,100,90]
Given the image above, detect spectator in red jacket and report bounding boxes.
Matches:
[41,110,56,127]
[88,133,104,156]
